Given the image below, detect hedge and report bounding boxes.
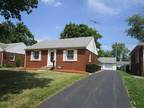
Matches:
[86,64,101,73]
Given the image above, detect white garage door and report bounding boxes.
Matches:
[101,64,116,70]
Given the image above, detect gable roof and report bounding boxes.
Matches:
[0,43,9,49]
[98,57,116,64]
[26,37,93,50]
[130,43,144,55]
[0,42,26,54]
[26,37,98,55]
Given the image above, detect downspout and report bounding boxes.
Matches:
[24,52,26,69]
[1,52,3,66]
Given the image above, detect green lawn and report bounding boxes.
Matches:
[119,71,144,108]
[0,70,84,108]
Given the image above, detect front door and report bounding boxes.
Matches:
[48,50,56,67]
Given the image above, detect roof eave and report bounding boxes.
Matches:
[25,46,86,50]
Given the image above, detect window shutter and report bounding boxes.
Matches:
[63,50,66,61]
[74,50,77,61]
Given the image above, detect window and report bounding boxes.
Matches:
[67,50,74,60]
[10,54,15,61]
[63,49,77,61]
[31,51,41,61]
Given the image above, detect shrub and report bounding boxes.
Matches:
[15,58,21,67]
[86,64,101,73]
[0,65,3,68]
[5,64,15,67]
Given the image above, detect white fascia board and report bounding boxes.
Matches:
[86,38,98,55]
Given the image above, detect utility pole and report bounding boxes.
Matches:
[115,42,117,61]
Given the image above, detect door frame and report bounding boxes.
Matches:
[47,49,56,67]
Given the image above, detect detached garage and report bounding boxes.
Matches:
[98,57,117,71]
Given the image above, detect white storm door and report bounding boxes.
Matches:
[47,50,56,67]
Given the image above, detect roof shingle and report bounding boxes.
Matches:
[26,37,94,50]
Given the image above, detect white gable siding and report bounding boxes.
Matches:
[0,48,3,52]
[5,43,26,54]
[86,38,98,55]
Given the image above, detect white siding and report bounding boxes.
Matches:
[86,38,98,55]
[0,48,3,52]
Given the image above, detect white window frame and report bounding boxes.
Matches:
[10,54,15,61]
[31,50,41,61]
[63,49,77,61]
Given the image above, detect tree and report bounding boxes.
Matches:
[0,21,37,45]
[127,14,144,42]
[0,0,38,20]
[98,49,112,57]
[112,43,129,61]
[60,23,102,49]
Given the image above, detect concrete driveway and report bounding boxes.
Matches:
[38,70,130,108]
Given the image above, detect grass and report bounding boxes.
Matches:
[119,71,144,108]
[0,70,84,108]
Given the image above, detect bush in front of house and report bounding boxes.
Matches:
[86,64,101,73]
[0,65,3,68]
[15,58,22,67]
[5,64,15,67]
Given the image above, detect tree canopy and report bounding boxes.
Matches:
[127,14,144,42]
[0,21,37,45]
[60,23,102,49]
[0,0,38,20]
[98,49,112,57]
[112,43,129,61]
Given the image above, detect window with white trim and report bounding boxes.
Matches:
[10,54,15,61]
[63,49,77,61]
[31,51,41,61]
[67,50,74,60]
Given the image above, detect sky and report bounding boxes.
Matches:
[0,0,144,51]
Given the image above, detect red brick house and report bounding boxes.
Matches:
[130,43,144,76]
[25,37,98,72]
[0,42,26,67]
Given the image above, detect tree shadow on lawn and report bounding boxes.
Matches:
[0,70,53,101]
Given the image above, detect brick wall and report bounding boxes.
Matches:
[56,49,98,72]
[25,49,98,72]
[25,50,48,68]
[131,46,144,76]
[2,52,25,67]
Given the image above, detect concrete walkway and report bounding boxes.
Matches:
[38,70,130,108]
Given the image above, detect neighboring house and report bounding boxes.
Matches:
[25,37,98,72]
[98,57,117,71]
[117,61,130,68]
[0,42,26,67]
[130,43,144,76]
